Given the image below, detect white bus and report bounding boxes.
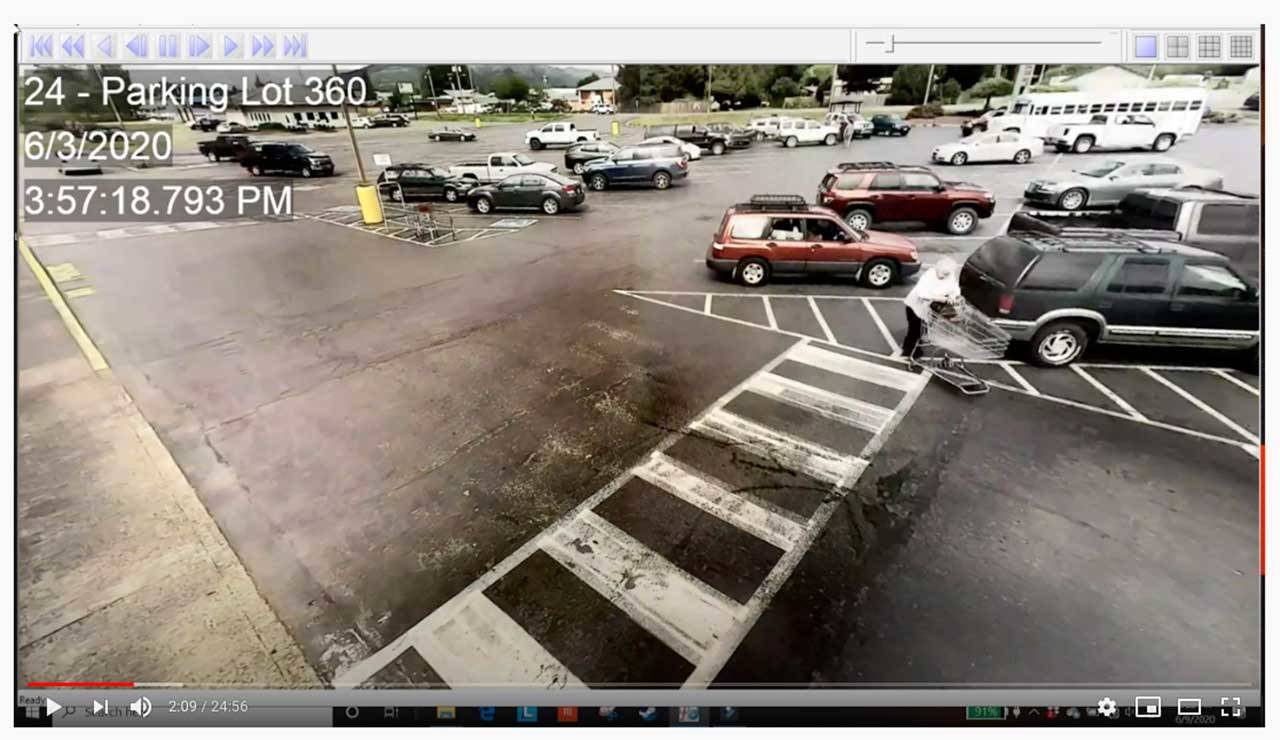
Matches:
[962,88,1208,139]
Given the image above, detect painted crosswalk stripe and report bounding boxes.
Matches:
[412,594,585,689]
[635,453,805,551]
[747,372,891,433]
[1212,368,1261,396]
[807,296,837,343]
[762,296,778,330]
[1071,366,1147,421]
[1142,368,1260,444]
[788,343,920,393]
[694,409,866,488]
[861,297,899,354]
[704,293,713,315]
[541,510,739,665]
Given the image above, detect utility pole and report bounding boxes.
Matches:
[829,64,840,109]
[426,68,441,119]
[705,65,712,113]
[1148,64,1158,81]
[335,65,368,185]
[921,64,936,106]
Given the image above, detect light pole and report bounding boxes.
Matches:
[921,64,936,106]
[335,65,380,225]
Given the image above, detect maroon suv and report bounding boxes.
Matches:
[817,161,997,235]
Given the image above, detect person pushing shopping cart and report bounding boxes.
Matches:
[899,257,1011,395]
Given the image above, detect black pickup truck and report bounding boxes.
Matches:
[197,134,254,162]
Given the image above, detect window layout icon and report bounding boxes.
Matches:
[1198,34,1222,58]
[1230,35,1253,58]
[1134,34,1158,59]
[1166,35,1189,59]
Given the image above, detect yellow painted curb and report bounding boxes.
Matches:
[17,235,109,372]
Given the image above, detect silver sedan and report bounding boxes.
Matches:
[1022,159,1224,211]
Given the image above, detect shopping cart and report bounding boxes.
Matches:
[910,300,1012,395]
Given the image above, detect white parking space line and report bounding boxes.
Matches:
[1071,365,1148,421]
[762,296,778,330]
[413,594,586,689]
[695,409,867,489]
[635,453,804,552]
[542,510,739,666]
[807,296,838,344]
[1142,368,1260,444]
[861,297,899,354]
[999,362,1039,395]
[1212,368,1261,396]
[704,293,713,316]
[747,372,892,433]
[788,343,921,392]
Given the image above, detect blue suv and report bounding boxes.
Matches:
[581,147,689,191]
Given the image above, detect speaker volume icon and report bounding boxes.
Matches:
[129,697,152,718]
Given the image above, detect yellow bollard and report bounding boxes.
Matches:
[475,117,482,128]
[355,183,383,225]
[611,120,620,137]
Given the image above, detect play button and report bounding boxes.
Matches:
[46,698,62,715]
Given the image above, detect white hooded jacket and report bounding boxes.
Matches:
[904,258,962,319]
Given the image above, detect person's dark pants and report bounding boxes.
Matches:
[901,307,923,357]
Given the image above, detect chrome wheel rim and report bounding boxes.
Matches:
[951,211,974,232]
[1039,332,1080,364]
[445,190,457,202]
[1076,139,1092,152]
[590,175,605,190]
[543,199,558,214]
[573,163,584,174]
[742,263,765,284]
[1061,191,1084,210]
[952,153,967,165]
[477,199,491,213]
[655,174,669,189]
[867,264,893,286]
[1014,150,1030,163]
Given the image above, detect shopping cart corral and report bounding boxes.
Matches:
[910,300,1012,395]
[377,182,458,244]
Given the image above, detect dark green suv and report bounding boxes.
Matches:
[960,226,1259,367]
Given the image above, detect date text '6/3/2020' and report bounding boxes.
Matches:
[23,179,294,222]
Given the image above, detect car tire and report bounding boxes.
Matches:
[572,162,585,175]
[252,165,265,177]
[755,131,765,142]
[860,258,898,289]
[529,138,544,150]
[576,137,587,143]
[389,189,404,202]
[588,173,608,191]
[206,153,218,162]
[736,257,770,287]
[950,151,969,165]
[844,208,873,231]
[652,171,672,190]
[1058,188,1088,211]
[785,136,799,148]
[711,141,726,155]
[474,196,493,214]
[946,206,979,235]
[541,197,560,215]
[1072,135,1095,153]
[301,166,312,178]
[444,188,459,203]
[1030,320,1089,367]
[1152,133,1175,152]
[823,133,837,146]
[1013,149,1032,164]
[1005,128,1020,134]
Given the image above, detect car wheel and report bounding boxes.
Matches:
[950,151,968,165]
[1013,149,1032,164]
[253,165,265,177]
[529,138,544,150]
[206,153,218,162]
[1072,135,1095,153]
[301,166,312,178]
[541,197,560,215]
[823,133,838,146]
[430,135,438,141]
[755,131,765,142]
[474,196,493,214]
[861,258,898,289]
[844,208,873,231]
[576,137,587,143]
[711,141,726,155]
[389,189,403,202]
[785,136,798,148]
[1058,188,1087,211]
[946,206,979,235]
[1152,133,1175,152]
[444,188,459,203]
[588,173,608,191]
[652,171,672,190]
[737,258,770,287]
[1030,321,1089,367]
[572,162,585,174]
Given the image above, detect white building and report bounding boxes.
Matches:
[1052,65,1151,92]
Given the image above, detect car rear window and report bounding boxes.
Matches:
[1117,194,1179,230]
[1198,203,1260,236]
[1018,253,1107,291]
[729,215,770,239]
[966,237,1038,286]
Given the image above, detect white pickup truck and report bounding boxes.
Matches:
[448,152,558,184]
[1044,113,1182,154]
[525,122,598,150]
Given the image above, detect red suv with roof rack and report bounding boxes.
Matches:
[817,161,997,235]
[706,194,922,288]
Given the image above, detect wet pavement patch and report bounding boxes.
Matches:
[360,646,448,688]
[724,390,876,455]
[663,432,830,521]
[709,295,770,327]
[771,359,907,411]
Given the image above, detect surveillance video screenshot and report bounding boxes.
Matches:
[11,5,1267,732]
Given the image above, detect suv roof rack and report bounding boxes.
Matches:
[1007,212,1180,252]
[734,194,811,212]
[835,161,897,172]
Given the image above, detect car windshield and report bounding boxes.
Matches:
[1077,160,1125,178]
[513,154,534,165]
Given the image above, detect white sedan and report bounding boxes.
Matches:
[640,135,701,160]
[931,131,1043,165]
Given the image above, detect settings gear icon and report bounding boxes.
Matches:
[1097,697,1118,718]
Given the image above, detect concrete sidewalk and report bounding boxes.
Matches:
[17,250,318,687]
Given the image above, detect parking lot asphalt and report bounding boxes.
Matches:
[19,114,1261,688]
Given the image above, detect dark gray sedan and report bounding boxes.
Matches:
[467,172,586,215]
